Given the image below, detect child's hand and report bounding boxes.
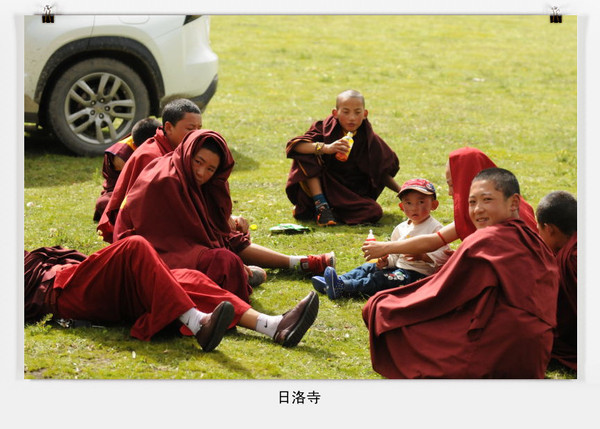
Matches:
[376,255,389,270]
[229,215,249,233]
[325,138,350,155]
[404,253,433,263]
[362,240,389,261]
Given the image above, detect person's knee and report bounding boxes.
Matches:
[121,235,154,253]
[207,248,245,269]
[369,204,383,222]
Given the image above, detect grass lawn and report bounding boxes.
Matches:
[24,15,577,380]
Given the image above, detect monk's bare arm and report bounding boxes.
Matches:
[290,140,349,155]
[383,174,402,193]
[362,222,458,260]
[112,155,126,171]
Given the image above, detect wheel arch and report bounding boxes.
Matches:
[37,36,164,127]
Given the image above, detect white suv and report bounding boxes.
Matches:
[24,15,218,156]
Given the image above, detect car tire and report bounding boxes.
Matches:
[47,58,150,156]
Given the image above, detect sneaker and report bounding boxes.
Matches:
[316,205,336,226]
[300,251,336,275]
[247,265,267,288]
[324,266,345,300]
[311,276,327,294]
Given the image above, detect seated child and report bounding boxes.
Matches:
[362,168,559,379]
[536,190,577,371]
[93,117,161,221]
[312,178,450,299]
[285,89,401,226]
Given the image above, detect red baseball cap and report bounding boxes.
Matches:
[398,178,437,200]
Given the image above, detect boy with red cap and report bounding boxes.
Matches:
[312,178,450,299]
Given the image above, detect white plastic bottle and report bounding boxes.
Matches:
[366,229,377,263]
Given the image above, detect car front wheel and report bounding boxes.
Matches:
[47,58,150,156]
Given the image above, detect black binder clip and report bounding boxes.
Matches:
[42,5,54,23]
[550,6,562,23]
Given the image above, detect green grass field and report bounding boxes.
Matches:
[24,15,577,379]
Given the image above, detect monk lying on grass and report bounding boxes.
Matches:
[25,236,319,352]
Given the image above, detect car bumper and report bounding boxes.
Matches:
[189,74,218,112]
[160,73,218,113]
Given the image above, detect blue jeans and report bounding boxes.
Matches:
[339,262,427,297]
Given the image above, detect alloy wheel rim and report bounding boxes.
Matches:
[64,71,137,145]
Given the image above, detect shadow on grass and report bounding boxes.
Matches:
[30,320,334,379]
[29,322,259,379]
[24,125,262,188]
[24,125,104,189]
[229,147,260,172]
[376,212,406,228]
[24,125,75,158]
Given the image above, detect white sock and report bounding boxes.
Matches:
[289,255,306,269]
[178,308,208,335]
[255,313,284,338]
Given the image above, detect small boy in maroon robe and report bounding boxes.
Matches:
[93,117,161,221]
[285,89,401,226]
[536,190,577,371]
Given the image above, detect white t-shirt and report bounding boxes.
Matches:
[386,215,451,276]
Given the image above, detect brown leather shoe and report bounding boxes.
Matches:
[195,301,234,352]
[274,291,319,347]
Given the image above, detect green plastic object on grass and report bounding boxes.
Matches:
[269,223,311,234]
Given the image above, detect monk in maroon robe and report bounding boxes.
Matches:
[25,236,245,350]
[536,191,577,371]
[285,90,400,225]
[362,168,558,378]
[449,146,537,240]
[93,118,160,222]
[114,129,252,302]
[97,127,176,242]
[25,236,320,349]
[114,129,335,302]
[94,136,135,222]
[98,99,202,243]
[553,234,577,370]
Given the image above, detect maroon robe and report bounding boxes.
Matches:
[114,129,252,302]
[285,115,400,224]
[97,128,173,243]
[449,147,538,239]
[551,234,577,370]
[93,135,136,221]
[362,219,558,379]
[24,236,251,341]
[25,246,87,323]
